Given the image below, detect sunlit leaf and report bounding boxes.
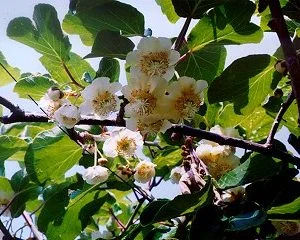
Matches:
[155,0,180,23]
[0,51,20,86]
[0,135,28,162]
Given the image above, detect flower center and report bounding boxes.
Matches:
[61,115,78,126]
[116,137,137,158]
[92,91,117,117]
[137,164,152,178]
[129,89,156,116]
[174,92,202,119]
[140,51,169,76]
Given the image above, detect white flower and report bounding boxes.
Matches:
[122,76,168,118]
[272,221,300,236]
[53,103,81,129]
[79,77,122,120]
[126,37,180,80]
[134,161,156,183]
[46,86,63,101]
[221,186,245,203]
[82,165,109,185]
[166,76,208,121]
[195,125,241,179]
[91,229,113,240]
[126,114,172,135]
[39,96,70,118]
[170,166,182,184]
[103,128,143,159]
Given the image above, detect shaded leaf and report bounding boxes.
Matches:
[171,0,227,18]
[208,55,280,115]
[218,154,282,189]
[140,178,213,225]
[268,197,300,220]
[96,57,120,82]
[85,30,134,60]
[62,0,144,46]
[25,128,82,184]
[187,0,263,51]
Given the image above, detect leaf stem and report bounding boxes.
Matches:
[175,17,192,51]
[62,62,84,89]
[22,212,44,240]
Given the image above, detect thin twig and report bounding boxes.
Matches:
[22,212,44,240]
[268,0,300,125]
[109,208,125,230]
[0,219,14,240]
[266,92,295,145]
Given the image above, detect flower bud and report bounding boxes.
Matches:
[53,103,81,129]
[134,161,156,183]
[98,157,108,165]
[170,166,182,184]
[221,186,245,203]
[272,221,300,236]
[47,86,64,101]
[274,60,287,75]
[82,166,109,185]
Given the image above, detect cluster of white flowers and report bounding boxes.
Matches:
[196,125,241,179]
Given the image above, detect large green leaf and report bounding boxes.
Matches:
[40,52,95,85]
[62,0,144,46]
[7,4,71,63]
[187,0,263,51]
[218,154,282,189]
[0,135,28,162]
[85,30,134,60]
[283,100,300,136]
[96,57,120,82]
[46,190,110,240]
[218,104,274,141]
[25,128,82,184]
[268,197,300,219]
[13,75,56,100]
[208,55,280,115]
[171,0,227,18]
[155,0,180,23]
[9,170,41,217]
[140,179,213,225]
[153,147,182,176]
[0,51,20,86]
[176,44,226,83]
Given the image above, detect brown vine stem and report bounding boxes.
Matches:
[268,0,300,125]
[62,62,84,89]
[0,219,14,240]
[174,16,192,51]
[265,92,295,146]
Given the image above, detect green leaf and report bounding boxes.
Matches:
[187,0,263,51]
[155,0,180,23]
[176,44,226,83]
[0,177,14,195]
[153,147,182,176]
[96,57,120,82]
[218,104,274,141]
[140,178,213,225]
[62,0,144,46]
[171,0,227,18]
[283,100,300,136]
[0,50,20,86]
[268,197,300,217]
[208,55,280,115]
[218,154,281,189]
[40,52,95,85]
[46,190,110,240]
[0,135,28,162]
[13,75,56,100]
[7,4,71,62]
[227,209,267,231]
[25,128,82,184]
[85,30,134,60]
[10,170,41,217]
